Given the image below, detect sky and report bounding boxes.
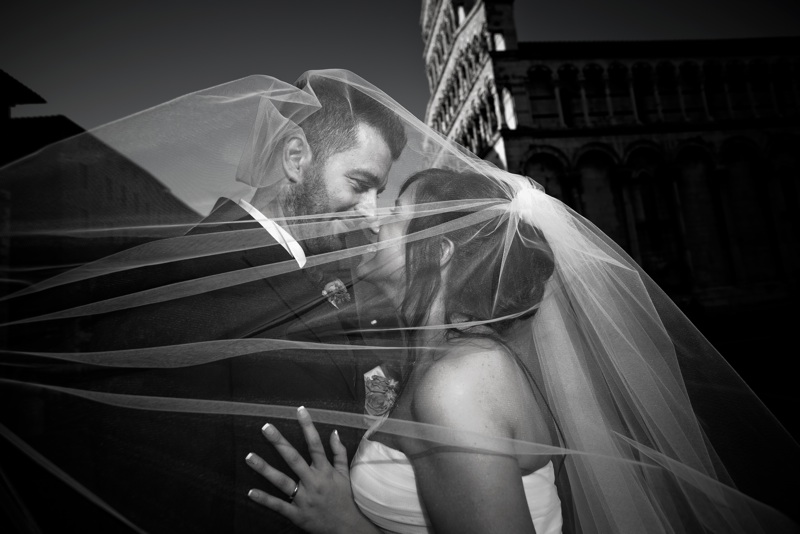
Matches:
[2,0,799,129]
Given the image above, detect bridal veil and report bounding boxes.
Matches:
[0,69,797,533]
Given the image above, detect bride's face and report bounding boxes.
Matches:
[356,188,415,304]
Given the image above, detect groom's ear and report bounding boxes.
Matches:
[439,237,455,268]
[282,134,312,184]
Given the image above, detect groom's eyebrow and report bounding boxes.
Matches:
[350,169,386,194]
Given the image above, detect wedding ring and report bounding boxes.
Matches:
[288,483,299,503]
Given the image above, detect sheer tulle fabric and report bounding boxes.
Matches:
[1,70,798,533]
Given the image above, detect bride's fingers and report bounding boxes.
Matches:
[260,423,312,481]
[244,452,297,497]
[330,429,349,474]
[296,406,328,467]
[247,488,300,523]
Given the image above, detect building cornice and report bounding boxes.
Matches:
[511,36,800,62]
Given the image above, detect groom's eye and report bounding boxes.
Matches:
[350,179,370,193]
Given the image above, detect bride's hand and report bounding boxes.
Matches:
[246,406,377,534]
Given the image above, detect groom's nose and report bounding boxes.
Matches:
[355,190,380,235]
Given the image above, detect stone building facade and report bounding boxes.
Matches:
[420,0,800,318]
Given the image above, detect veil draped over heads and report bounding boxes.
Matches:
[1,70,798,533]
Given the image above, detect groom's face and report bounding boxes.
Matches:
[286,122,393,254]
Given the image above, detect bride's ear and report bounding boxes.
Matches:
[282,133,312,184]
[439,237,455,268]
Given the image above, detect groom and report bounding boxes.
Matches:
[60,74,407,533]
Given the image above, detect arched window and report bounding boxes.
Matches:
[524,152,567,202]
[748,60,775,117]
[557,65,580,127]
[679,62,705,121]
[703,61,729,120]
[655,62,680,122]
[622,147,687,290]
[527,67,559,128]
[576,150,625,245]
[632,63,657,124]
[772,59,798,116]
[584,64,609,126]
[493,33,506,52]
[607,63,634,124]
[725,61,750,118]
[675,145,735,286]
[502,87,517,130]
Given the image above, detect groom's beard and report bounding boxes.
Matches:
[282,162,345,256]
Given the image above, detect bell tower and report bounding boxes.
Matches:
[420,0,518,168]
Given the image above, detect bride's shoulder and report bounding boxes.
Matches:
[410,337,526,429]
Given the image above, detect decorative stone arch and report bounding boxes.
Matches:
[622,139,665,169]
[673,141,736,287]
[574,145,626,247]
[765,133,800,274]
[522,145,570,172]
[718,135,780,283]
[719,135,761,165]
[573,142,620,169]
[523,147,570,202]
[619,141,687,289]
[674,140,715,166]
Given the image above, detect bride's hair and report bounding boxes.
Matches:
[398,169,555,335]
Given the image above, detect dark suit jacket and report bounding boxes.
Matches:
[4,199,390,533]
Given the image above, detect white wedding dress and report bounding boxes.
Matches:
[350,429,563,534]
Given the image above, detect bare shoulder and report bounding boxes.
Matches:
[411,337,528,433]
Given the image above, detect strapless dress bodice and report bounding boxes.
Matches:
[351,438,562,534]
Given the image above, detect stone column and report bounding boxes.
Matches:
[723,79,735,118]
[554,76,567,128]
[603,70,615,124]
[652,69,665,122]
[769,74,781,116]
[490,82,504,131]
[627,71,641,124]
[578,73,592,127]
[699,69,713,121]
[746,78,759,118]
[676,70,689,121]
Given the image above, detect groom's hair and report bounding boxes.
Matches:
[294,74,407,165]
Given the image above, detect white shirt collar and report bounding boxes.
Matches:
[237,198,307,269]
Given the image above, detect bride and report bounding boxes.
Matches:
[247,169,563,533]
[245,164,800,534]
[1,70,797,533]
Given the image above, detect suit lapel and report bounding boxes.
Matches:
[202,199,358,400]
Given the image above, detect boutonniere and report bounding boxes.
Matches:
[322,278,350,309]
[364,366,399,417]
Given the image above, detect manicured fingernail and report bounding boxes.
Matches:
[262,423,275,437]
[297,406,307,417]
[334,429,340,440]
[245,453,255,464]
[247,489,256,499]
